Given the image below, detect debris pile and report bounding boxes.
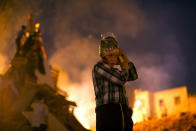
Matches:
[0,14,88,131]
[133,112,196,131]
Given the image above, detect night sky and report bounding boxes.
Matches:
[0,0,195,91]
[140,0,196,90]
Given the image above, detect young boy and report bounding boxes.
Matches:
[92,34,138,131]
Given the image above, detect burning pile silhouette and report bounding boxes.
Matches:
[0,14,88,131]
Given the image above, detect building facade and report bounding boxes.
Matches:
[132,86,196,123]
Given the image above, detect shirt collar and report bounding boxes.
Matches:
[98,61,111,68]
[99,61,117,70]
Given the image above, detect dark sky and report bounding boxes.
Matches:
[47,0,195,91]
[140,0,196,90]
[46,0,196,91]
[0,0,195,91]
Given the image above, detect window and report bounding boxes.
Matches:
[174,96,181,105]
[159,99,164,107]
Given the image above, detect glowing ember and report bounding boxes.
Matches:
[35,23,40,29]
[35,23,40,32]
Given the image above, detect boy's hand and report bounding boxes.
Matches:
[118,48,130,70]
[119,48,129,62]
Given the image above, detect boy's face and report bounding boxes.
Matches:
[104,49,119,67]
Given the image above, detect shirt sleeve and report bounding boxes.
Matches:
[126,62,138,81]
[119,69,130,82]
[93,64,125,86]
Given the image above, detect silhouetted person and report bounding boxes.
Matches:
[21,29,46,82]
[16,25,26,56]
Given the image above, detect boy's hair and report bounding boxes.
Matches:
[99,36,119,58]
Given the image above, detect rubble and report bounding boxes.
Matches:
[0,15,88,131]
[133,112,196,131]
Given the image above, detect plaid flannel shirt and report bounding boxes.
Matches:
[92,61,138,107]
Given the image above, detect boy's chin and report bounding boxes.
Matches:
[111,62,117,66]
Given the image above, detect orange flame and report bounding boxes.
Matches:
[57,69,150,129]
[57,69,96,129]
[132,100,146,123]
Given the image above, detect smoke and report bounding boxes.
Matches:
[0,0,186,129]
[50,36,98,82]
[128,47,185,92]
[49,0,186,92]
[0,0,41,73]
[125,14,186,91]
[47,0,148,128]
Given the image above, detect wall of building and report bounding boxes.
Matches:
[188,95,196,113]
[153,86,188,118]
[132,90,151,123]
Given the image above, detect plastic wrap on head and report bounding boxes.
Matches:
[99,33,119,57]
[101,32,116,39]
